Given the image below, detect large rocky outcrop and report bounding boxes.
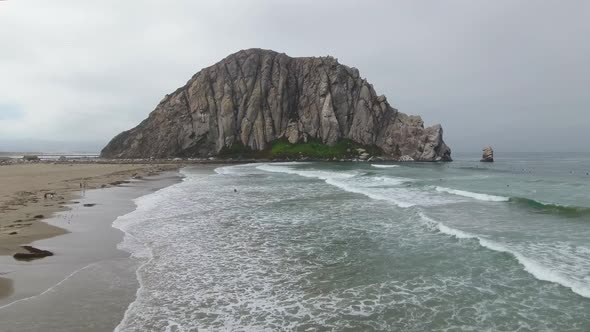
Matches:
[101,49,451,161]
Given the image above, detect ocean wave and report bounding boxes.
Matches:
[257,164,416,207]
[324,178,416,208]
[508,197,590,218]
[419,212,590,299]
[214,166,240,175]
[433,185,590,218]
[213,163,268,175]
[435,186,509,202]
[370,176,411,186]
[256,164,359,181]
[257,164,460,208]
[371,164,400,168]
[111,182,190,331]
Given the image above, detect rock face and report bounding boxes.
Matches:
[101,49,452,161]
[481,146,494,162]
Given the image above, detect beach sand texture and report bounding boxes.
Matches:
[0,163,179,300]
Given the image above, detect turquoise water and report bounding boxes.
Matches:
[114,153,590,331]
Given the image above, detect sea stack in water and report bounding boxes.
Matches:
[101,49,452,161]
[481,146,494,162]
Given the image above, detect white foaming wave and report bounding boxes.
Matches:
[110,173,323,330]
[112,182,193,331]
[371,164,400,168]
[337,178,458,208]
[257,164,459,208]
[419,212,475,240]
[373,176,412,185]
[107,166,590,330]
[435,186,509,202]
[257,164,415,207]
[215,162,311,176]
[479,241,590,299]
[419,212,590,299]
[214,165,242,175]
[114,170,468,331]
[325,177,415,208]
[214,163,261,175]
[256,164,358,180]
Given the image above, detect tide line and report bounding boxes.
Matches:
[0,262,99,310]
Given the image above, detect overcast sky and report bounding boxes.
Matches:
[1,0,589,153]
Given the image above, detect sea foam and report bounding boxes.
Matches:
[371,164,400,168]
[256,164,461,208]
[108,163,590,331]
[419,212,590,299]
[435,186,509,202]
[257,164,417,208]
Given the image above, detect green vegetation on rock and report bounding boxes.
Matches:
[219,138,382,160]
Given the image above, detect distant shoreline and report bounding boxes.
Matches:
[0,156,446,167]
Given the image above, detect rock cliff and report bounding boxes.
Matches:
[101,49,451,161]
[481,146,494,162]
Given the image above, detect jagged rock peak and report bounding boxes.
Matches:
[101,48,452,161]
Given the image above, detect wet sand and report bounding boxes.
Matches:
[0,278,12,299]
[0,163,179,300]
[0,171,182,331]
[0,163,179,256]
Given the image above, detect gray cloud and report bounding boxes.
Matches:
[1,0,588,153]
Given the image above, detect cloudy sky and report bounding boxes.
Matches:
[1,0,588,153]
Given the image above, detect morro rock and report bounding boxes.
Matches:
[101,49,451,161]
[481,146,494,162]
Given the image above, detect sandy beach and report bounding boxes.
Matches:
[0,163,179,300]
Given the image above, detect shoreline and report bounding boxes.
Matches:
[0,170,184,330]
[0,163,180,257]
[0,163,180,301]
[0,171,182,331]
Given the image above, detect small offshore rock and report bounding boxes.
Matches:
[481,146,494,162]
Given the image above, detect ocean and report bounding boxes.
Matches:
[109,153,590,331]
